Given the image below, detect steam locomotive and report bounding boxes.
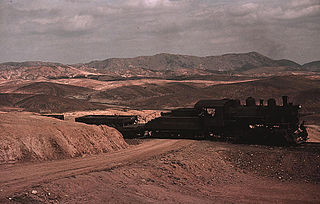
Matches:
[75,96,308,145]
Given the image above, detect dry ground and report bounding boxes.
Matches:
[52,78,258,91]
[1,139,319,204]
[307,125,320,142]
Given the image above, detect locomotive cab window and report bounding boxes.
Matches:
[206,108,216,117]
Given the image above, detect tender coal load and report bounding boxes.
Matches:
[75,115,138,127]
[75,115,144,138]
[246,97,256,107]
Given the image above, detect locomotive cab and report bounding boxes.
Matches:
[194,99,241,134]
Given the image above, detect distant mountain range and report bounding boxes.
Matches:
[78,52,302,71]
[0,52,319,80]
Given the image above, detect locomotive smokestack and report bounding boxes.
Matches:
[282,96,288,106]
[260,99,264,106]
[268,98,276,107]
[246,97,256,106]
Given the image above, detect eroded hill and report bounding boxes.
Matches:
[0,112,128,164]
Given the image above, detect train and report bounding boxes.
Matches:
[75,96,308,145]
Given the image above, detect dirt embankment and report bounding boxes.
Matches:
[306,125,320,142]
[0,112,128,164]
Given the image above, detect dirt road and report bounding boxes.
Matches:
[1,139,319,203]
[0,139,193,201]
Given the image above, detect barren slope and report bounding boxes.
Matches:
[0,62,94,80]
[302,61,320,72]
[0,112,128,164]
[15,95,105,113]
[89,76,320,112]
[14,81,94,99]
[0,93,32,106]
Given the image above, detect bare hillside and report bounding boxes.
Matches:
[0,112,128,164]
[302,61,320,72]
[0,93,32,106]
[0,62,95,80]
[14,81,94,99]
[1,75,319,114]
[15,94,105,113]
[88,76,320,112]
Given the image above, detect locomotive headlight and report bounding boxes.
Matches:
[299,105,302,109]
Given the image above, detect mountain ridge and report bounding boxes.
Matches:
[0,52,318,80]
[79,51,292,72]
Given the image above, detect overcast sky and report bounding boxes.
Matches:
[0,0,319,64]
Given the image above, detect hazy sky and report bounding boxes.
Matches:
[0,0,319,64]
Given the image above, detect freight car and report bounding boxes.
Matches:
[75,96,308,145]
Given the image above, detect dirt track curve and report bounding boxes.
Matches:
[0,139,193,200]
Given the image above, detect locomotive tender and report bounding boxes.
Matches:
[75,96,308,145]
